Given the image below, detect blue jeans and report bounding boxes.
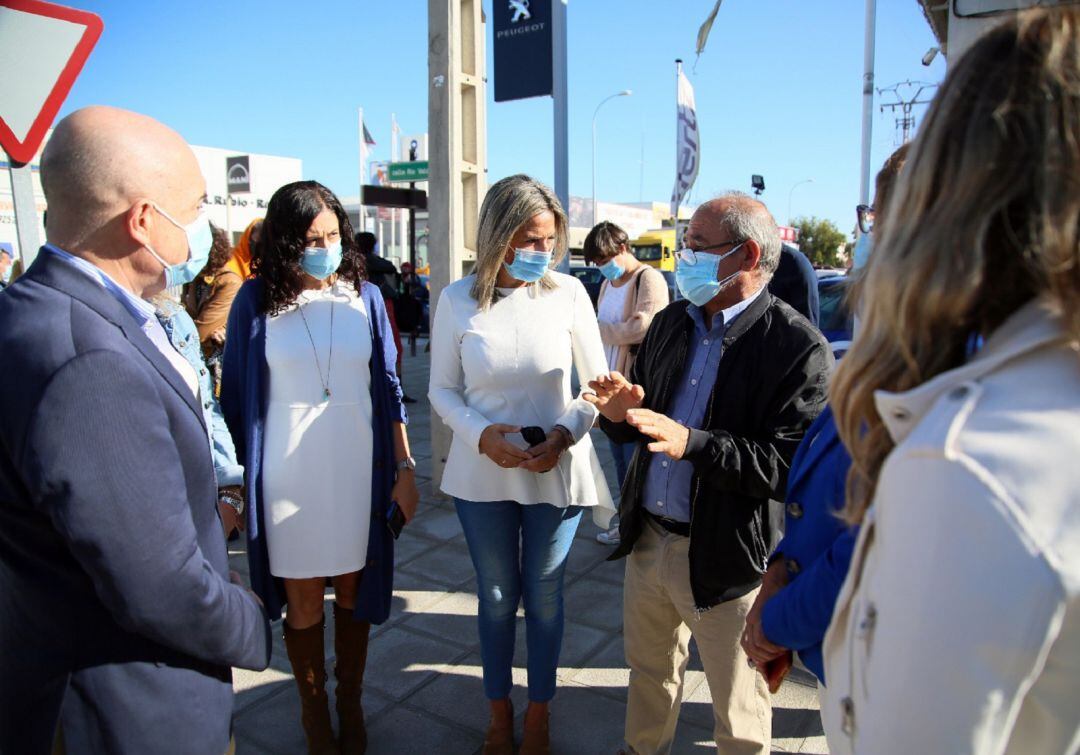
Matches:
[607,437,636,497]
[454,499,582,702]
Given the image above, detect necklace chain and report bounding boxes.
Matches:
[297,295,334,401]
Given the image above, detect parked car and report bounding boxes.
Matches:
[569,264,604,309]
[818,274,853,360]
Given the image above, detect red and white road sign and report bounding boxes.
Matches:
[0,0,103,165]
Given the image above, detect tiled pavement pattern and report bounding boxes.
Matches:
[231,337,828,754]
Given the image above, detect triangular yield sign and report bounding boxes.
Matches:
[0,0,103,165]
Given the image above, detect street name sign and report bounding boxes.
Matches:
[388,161,429,183]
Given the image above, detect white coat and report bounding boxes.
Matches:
[822,298,1080,754]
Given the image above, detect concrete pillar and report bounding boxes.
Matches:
[428,0,487,491]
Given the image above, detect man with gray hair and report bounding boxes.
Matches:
[0,106,270,754]
[587,193,830,754]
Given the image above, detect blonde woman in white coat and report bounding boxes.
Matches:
[429,174,614,754]
[823,9,1080,754]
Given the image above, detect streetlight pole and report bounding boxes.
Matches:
[592,89,633,226]
[787,178,814,225]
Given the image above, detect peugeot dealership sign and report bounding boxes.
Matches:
[493,0,552,102]
[226,155,250,194]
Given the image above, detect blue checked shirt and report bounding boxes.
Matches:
[641,287,765,522]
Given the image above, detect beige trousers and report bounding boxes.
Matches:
[623,517,771,754]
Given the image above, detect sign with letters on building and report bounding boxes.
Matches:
[493,0,552,102]
[226,155,250,194]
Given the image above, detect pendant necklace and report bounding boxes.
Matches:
[297,292,334,401]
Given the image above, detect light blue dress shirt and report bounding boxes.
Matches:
[642,287,765,523]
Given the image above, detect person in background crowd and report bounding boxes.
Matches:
[357,231,399,300]
[583,221,669,547]
[225,217,262,281]
[0,105,269,755]
[739,142,909,689]
[588,192,831,755]
[768,243,819,327]
[429,174,615,755]
[0,247,12,290]
[359,232,417,404]
[222,181,418,754]
[183,223,239,393]
[155,294,246,538]
[822,9,1080,753]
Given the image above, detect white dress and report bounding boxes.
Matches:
[428,272,615,527]
[263,281,373,578]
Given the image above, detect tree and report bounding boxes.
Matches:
[789,216,848,268]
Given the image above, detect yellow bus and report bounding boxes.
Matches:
[631,229,678,272]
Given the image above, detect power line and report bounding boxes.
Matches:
[877,80,938,144]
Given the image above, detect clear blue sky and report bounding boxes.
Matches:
[56,0,945,234]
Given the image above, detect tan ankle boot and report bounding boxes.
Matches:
[333,602,370,755]
[520,704,550,755]
[284,619,339,755]
[483,699,514,755]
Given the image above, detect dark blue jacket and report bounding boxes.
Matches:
[760,405,856,684]
[0,251,270,755]
[220,279,405,625]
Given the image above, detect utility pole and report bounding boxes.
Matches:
[858,0,877,207]
[428,0,487,490]
[878,80,938,144]
[408,139,418,269]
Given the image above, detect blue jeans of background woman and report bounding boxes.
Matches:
[454,499,582,702]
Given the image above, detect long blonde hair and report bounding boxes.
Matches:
[832,7,1080,524]
[471,174,569,309]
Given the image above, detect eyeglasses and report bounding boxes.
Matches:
[675,239,742,266]
[856,204,875,235]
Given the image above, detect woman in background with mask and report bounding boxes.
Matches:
[222,181,418,754]
[429,174,614,754]
[583,221,668,546]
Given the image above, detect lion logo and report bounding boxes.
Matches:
[509,0,531,23]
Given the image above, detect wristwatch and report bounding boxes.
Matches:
[396,457,417,473]
[218,490,244,516]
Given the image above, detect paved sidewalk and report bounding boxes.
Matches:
[231,339,827,754]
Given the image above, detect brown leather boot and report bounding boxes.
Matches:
[333,602,371,755]
[284,619,339,755]
[520,702,550,755]
[483,698,514,755]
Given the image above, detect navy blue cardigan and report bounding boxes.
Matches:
[221,279,406,624]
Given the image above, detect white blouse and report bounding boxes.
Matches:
[429,272,615,526]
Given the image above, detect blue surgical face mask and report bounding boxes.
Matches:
[674,243,745,307]
[301,241,344,280]
[599,257,625,282]
[503,248,551,283]
[144,204,213,288]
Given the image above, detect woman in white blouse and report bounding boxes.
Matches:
[429,174,614,754]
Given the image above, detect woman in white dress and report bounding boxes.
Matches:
[429,174,615,754]
[222,181,418,754]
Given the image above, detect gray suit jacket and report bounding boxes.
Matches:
[0,251,270,754]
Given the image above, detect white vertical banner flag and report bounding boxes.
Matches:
[670,64,700,221]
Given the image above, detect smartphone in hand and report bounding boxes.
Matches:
[386,502,406,539]
[521,426,547,448]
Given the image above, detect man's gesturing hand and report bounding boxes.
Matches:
[625,409,690,460]
[583,371,645,423]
